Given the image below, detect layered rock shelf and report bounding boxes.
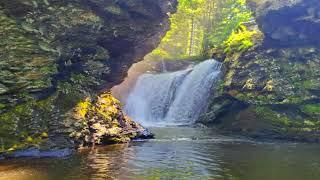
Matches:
[0,0,176,154]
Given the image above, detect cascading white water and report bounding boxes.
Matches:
[161,59,167,72]
[124,59,222,126]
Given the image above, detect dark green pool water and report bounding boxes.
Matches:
[1,127,320,180]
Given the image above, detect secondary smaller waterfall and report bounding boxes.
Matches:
[161,59,167,72]
[125,59,222,126]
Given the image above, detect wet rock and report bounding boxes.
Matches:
[247,0,320,47]
[70,93,152,147]
[136,128,155,139]
[3,148,73,158]
[198,95,247,125]
[204,0,320,142]
[0,0,177,153]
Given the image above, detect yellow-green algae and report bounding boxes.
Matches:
[0,97,53,153]
[71,93,143,146]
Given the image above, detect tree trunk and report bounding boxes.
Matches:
[189,16,195,56]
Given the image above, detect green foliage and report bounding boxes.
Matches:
[223,25,257,54]
[145,0,205,61]
[179,0,204,14]
[145,0,254,62]
[206,0,253,49]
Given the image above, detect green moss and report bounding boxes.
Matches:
[235,93,246,100]
[255,106,320,135]
[0,9,57,98]
[70,93,142,146]
[0,95,55,153]
[215,81,225,94]
[36,96,55,112]
[4,132,48,153]
[224,69,236,87]
[56,82,87,112]
[282,96,305,104]
[301,104,320,116]
[69,73,97,86]
[105,5,123,15]
[0,103,31,152]
[302,80,320,89]
[94,47,110,60]
[255,107,292,127]
[0,103,6,109]
[223,25,258,55]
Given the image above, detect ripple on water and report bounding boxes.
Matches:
[1,127,320,180]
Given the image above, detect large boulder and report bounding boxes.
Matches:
[247,0,320,47]
[0,0,176,153]
[70,93,153,147]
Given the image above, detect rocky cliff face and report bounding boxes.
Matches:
[0,0,176,153]
[248,0,320,47]
[201,0,320,142]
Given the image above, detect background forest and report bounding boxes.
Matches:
[145,0,256,61]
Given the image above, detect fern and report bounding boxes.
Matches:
[223,25,257,54]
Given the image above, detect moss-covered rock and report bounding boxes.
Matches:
[207,105,320,142]
[301,104,320,116]
[0,96,55,153]
[222,47,320,105]
[70,93,152,147]
[0,0,176,154]
[203,0,320,142]
[247,0,320,47]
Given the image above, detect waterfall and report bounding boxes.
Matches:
[161,59,167,72]
[124,59,222,126]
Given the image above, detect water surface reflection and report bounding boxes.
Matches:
[1,127,320,180]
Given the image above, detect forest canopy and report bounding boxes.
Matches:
[144,0,255,61]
